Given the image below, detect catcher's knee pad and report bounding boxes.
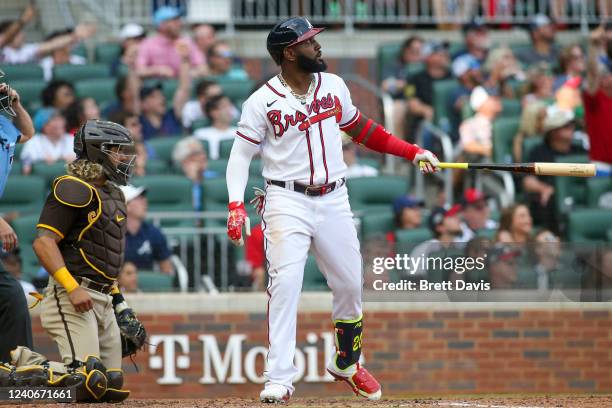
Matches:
[84,355,107,374]
[102,369,130,403]
[333,316,363,370]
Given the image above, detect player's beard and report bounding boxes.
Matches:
[297,54,327,73]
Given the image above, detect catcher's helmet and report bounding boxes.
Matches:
[267,16,324,65]
[0,69,16,117]
[74,120,136,186]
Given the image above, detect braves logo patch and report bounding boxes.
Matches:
[267,93,343,138]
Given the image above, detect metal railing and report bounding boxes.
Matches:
[225,0,599,32]
[56,0,604,37]
[147,211,230,292]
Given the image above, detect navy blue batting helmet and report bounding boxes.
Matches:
[267,17,324,65]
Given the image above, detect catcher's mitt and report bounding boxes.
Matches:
[115,308,147,358]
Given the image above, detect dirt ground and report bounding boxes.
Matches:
[8,395,612,408]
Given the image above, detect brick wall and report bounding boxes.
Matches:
[29,308,612,398]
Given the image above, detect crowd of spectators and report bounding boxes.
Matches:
[375,13,612,292]
[0,4,610,293]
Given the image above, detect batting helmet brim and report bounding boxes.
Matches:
[287,27,325,47]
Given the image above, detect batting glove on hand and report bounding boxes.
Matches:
[412,146,440,174]
[227,201,250,246]
[249,187,265,216]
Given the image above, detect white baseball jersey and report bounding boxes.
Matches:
[235,72,360,185]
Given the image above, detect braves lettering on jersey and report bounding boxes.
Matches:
[236,73,360,185]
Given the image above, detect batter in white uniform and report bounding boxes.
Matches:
[226,17,439,403]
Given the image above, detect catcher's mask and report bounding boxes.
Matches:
[0,70,16,117]
[74,120,136,186]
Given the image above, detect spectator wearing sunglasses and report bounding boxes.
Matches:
[207,41,249,80]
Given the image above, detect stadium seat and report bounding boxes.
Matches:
[521,136,543,161]
[568,208,612,242]
[0,64,44,80]
[0,175,46,215]
[249,159,263,176]
[360,211,394,240]
[31,162,68,187]
[53,63,110,81]
[395,228,433,244]
[217,79,255,107]
[192,117,210,130]
[10,214,41,282]
[145,159,170,175]
[207,159,228,175]
[376,43,402,82]
[500,98,522,118]
[553,154,590,214]
[347,175,409,213]
[138,271,175,293]
[147,136,184,164]
[202,176,263,212]
[161,79,178,101]
[95,43,121,64]
[10,161,22,176]
[432,79,459,127]
[586,176,612,207]
[72,43,88,59]
[75,78,117,107]
[303,254,328,291]
[11,80,46,112]
[492,116,520,164]
[219,139,234,159]
[131,175,194,226]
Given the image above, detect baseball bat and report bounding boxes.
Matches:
[421,162,596,177]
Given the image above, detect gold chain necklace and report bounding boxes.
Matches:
[278,73,315,104]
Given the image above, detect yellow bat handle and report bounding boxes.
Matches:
[420,161,468,169]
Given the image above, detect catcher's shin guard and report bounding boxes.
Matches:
[55,355,109,402]
[101,369,130,403]
[0,364,50,387]
[332,316,363,370]
[0,364,13,386]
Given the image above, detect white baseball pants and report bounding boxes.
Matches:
[261,182,363,393]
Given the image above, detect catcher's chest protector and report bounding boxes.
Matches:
[79,184,127,280]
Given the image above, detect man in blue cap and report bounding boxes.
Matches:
[136,5,207,78]
[0,70,36,363]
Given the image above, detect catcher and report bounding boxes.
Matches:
[1,120,146,402]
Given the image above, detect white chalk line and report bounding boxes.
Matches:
[399,402,549,408]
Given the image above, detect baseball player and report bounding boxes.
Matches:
[226,17,439,403]
[0,70,35,363]
[2,120,145,403]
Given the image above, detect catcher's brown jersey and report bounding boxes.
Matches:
[37,175,127,283]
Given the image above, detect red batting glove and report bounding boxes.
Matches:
[412,146,440,174]
[227,201,248,245]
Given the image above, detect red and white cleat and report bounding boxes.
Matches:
[327,362,382,401]
[260,384,291,404]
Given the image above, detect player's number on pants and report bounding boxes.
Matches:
[353,333,362,352]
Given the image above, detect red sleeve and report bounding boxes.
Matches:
[582,89,601,112]
[245,224,265,269]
